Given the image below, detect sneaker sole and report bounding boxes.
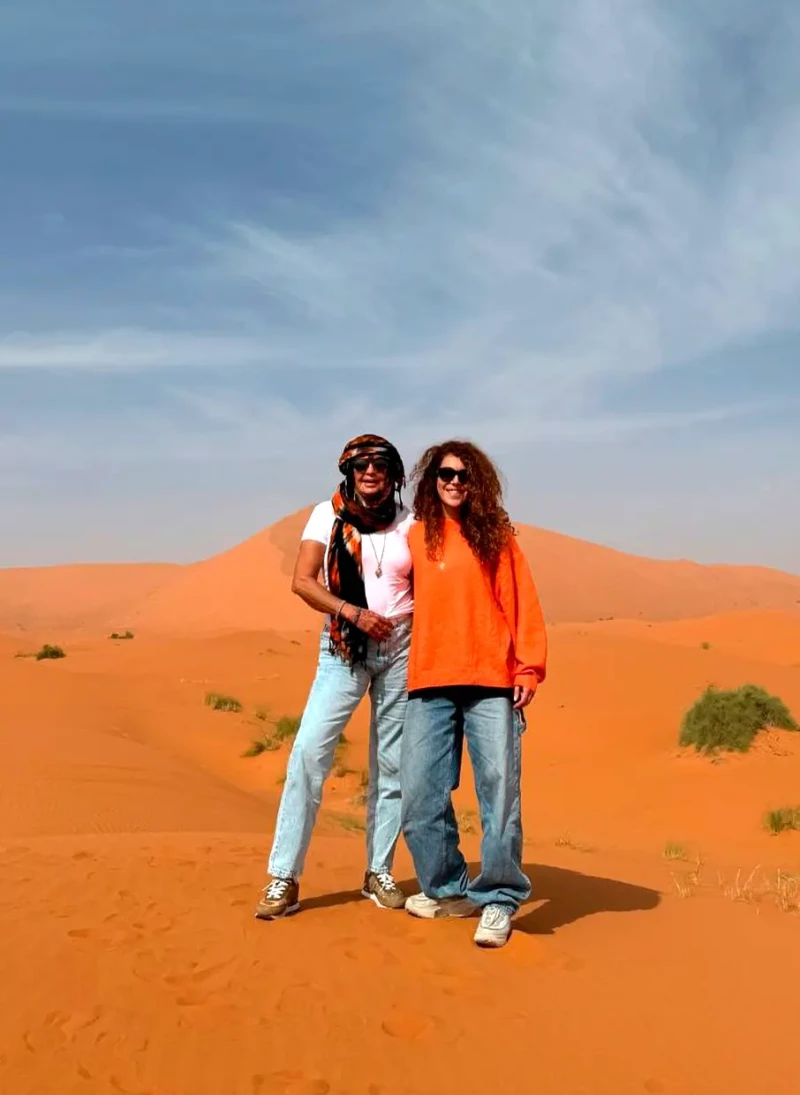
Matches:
[474,930,511,948]
[254,902,300,921]
[406,902,476,920]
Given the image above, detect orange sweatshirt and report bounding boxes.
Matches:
[407,519,548,693]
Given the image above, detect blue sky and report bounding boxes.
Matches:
[2,1,799,569]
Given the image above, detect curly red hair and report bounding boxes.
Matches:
[411,439,515,568]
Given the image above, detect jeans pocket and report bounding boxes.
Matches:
[514,709,527,736]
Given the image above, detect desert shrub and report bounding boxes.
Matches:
[109,630,134,640]
[663,842,688,861]
[351,771,370,808]
[253,704,272,722]
[680,684,798,754]
[701,642,711,651]
[242,734,280,758]
[36,644,66,661]
[333,732,353,778]
[273,715,301,741]
[765,807,800,835]
[204,691,243,713]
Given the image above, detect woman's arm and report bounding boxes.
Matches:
[495,538,548,707]
[291,540,393,641]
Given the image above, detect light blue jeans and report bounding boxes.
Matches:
[401,688,530,912]
[268,617,411,880]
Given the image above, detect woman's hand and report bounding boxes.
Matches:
[344,605,395,642]
[513,684,535,710]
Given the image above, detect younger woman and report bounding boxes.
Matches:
[401,440,547,947]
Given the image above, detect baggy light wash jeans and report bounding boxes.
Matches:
[268,617,411,880]
[400,688,530,912]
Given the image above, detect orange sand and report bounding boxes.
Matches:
[2,515,800,1094]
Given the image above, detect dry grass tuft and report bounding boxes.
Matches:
[555,832,597,853]
[204,692,242,713]
[765,807,800,835]
[456,809,479,835]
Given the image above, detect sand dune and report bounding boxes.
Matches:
[0,562,178,635]
[122,510,315,636]
[3,509,799,637]
[514,524,800,623]
[584,608,800,666]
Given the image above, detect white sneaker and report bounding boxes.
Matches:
[473,904,512,947]
[405,893,476,919]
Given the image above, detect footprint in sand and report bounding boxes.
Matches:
[224,882,253,907]
[263,1071,330,1094]
[109,1077,152,1095]
[189,959,234,984]
[2,844,31,857]
[132,949,163,983]
[380,1009,430,1040]
[337,936,401,966]
[174,992,208,1007]
[427,972,480,1001]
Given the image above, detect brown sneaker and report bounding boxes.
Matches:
[361,870,406,910]
[254,877,300,920]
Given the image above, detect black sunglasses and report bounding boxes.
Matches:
[352,456,389,473]
[437,467,469,484]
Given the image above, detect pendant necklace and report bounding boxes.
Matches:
[367,531,388,578]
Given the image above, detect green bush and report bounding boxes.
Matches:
[680,685,798,754]
[765,807,800,835]
[273,715,301,741]
[36,644,66,661]
[204,692,243,713]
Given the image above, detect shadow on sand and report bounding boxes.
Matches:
[514,862,661,934]
[299,862,661,934]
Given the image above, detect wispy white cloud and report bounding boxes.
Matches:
[0,330,269,370]
[195,0,800,429]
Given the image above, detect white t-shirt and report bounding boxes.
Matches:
[301,501,415,619]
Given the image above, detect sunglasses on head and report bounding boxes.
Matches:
[437,466,469,484]
[351,456,389,473]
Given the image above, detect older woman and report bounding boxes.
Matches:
[401,440,547,947]
[256,434,413,919]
